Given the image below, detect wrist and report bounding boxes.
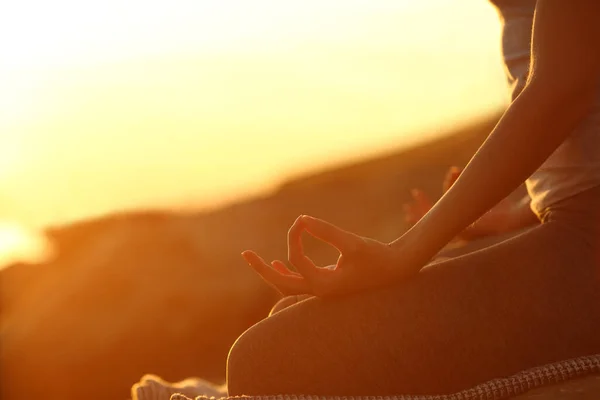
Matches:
[389,220,447,272]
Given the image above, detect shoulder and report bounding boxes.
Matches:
[528,0,600,94]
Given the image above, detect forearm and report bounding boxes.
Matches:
[391,83,593,269]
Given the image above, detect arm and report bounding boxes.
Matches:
[392,0,600,268]
[242,0,600,297]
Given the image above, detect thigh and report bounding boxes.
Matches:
[227,221,600,396]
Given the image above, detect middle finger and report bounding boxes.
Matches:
[242,251,311,295]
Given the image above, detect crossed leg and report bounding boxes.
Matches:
[227,219,600,396]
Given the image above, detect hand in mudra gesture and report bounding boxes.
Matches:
[242,215,409,297]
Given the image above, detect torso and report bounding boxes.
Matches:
[490,0,600,217]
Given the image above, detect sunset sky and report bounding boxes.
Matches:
[0,0,509,264]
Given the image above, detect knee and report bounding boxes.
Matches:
[226,333,247,395]
[226,321,273,396]
[227,309,306,396]
[228,297,323,395]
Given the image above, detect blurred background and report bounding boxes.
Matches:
[1,0,509,398]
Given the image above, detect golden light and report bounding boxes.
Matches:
[0,0,506,229]
[0,223,51,268]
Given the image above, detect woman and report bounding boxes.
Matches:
[232,0,600,396]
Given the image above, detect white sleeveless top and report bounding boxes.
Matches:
[491,0,600,216]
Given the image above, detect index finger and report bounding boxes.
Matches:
[301,215,358,251]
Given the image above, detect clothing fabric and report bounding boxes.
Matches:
[226,186,600,396]
[491,0,600,216]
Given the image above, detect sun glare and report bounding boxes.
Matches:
[0,223,51,268]
[0,0,436,71]
[0,0,505,228]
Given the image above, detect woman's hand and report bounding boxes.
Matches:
[403,166,536,241]
[242,215,415,297]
